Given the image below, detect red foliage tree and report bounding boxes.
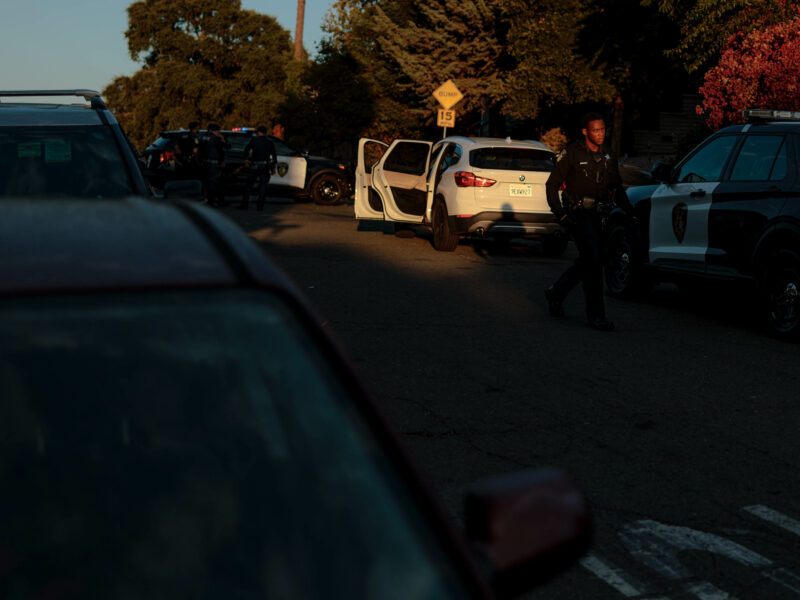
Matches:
[698,17,800,129]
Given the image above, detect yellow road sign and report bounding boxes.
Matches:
[437,109,456,128]
[432,80,463,110]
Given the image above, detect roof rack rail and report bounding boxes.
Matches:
[0,89,105,109]
[742,108,800,123]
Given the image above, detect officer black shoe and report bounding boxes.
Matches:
[588,316,615,331]
[544,287,565,318]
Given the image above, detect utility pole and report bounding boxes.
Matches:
[294,0,305,61]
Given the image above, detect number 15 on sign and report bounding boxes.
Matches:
[438,109,455,137]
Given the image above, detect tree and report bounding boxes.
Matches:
[698,18,800,129]
[320,0,617,137]
[645,0,800,75]
[104,0,293,150]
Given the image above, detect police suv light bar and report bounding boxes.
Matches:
[743,109,800,122]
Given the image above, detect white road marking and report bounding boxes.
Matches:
[744,505,800,538]
[685,580,736,599]
[619,519,772,581]
[765,568,800,595]
[580,554,645,597]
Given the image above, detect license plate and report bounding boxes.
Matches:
[509,184,532,197]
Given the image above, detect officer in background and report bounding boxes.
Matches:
[544,112,634,331]
[199,123,230,207]
[238,126,277,210]
[175,121,200,179]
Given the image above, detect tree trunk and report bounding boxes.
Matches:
[294,0,305,61]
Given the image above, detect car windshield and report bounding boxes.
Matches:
[469,147,555,172]
[0,290,470,599]
[0,125,135,198]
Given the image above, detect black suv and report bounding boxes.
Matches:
[604,109,800,339]
[0,90,151,198]
[143,128,353,205]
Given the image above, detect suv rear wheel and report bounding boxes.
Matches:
[431,199,458,251]
[760,249,800,339]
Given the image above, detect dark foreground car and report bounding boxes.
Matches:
[143,128,353,205]
[0,89,151,198]
[604,109,800,340]
[0,196,589,598]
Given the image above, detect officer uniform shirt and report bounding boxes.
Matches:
[199,133,229,162]
[177,132,199,158]
[546,140,632,220]
[244,136,277,165]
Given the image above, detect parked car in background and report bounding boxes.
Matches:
[143,128,353,205]
[0,196,590,599]
[0,89,151,198]
[604,108,800,340]
[355,136,568,254]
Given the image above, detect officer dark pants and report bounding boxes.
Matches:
[550,209,606,320]
[243,163,270,209]
[203,160,224,206]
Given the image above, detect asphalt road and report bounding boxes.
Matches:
[227,198,800,599]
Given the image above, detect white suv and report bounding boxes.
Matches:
[354,136,567,254]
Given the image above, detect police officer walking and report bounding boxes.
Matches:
[199,123,230,207]
[175,121,201,179]
[544,112,634,331]
[238,126,277,210]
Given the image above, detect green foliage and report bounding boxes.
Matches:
[646,0,800,74]
[104,0,292,150]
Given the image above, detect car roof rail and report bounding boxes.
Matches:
[0,89,106,109]
[742,108,800,123]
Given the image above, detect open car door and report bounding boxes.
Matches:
[358,139,433,223]
[354,139,388,219]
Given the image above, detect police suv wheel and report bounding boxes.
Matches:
[312,173,343,205]
[761,250,800,339]
[605,226,648,298]
[431,199,458,251]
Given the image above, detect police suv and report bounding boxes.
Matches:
[143,128,352,205]
[605,109,800,339]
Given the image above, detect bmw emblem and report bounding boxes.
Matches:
[519,175,525,182]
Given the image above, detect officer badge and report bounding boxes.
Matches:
[277,162,289,177]
[672,202,688,243]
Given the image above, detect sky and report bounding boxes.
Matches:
[0,1,334,94]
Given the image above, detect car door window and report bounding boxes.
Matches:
[675,135,737,183]
[384,142,430,175]
[730,135,787,181]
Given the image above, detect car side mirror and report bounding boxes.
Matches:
[650,162,674,183]
[464,468,591,599]
[164,179,204,202]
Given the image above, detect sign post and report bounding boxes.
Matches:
[432,80,463,138]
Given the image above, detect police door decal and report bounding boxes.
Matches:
[271,155,306,189]
[672,203,687,243]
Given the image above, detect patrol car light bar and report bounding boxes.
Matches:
[743,109,800,122]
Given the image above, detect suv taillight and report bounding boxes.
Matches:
[453,171,496,187]
[160,151,174,164]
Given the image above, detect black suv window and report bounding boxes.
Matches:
[676,135,737,183]
[469,147,555,171]
[730,135,787,181]
[0,126,135,198]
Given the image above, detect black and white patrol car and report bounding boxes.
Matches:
[143,128,353,205]
[604,109,800,339]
